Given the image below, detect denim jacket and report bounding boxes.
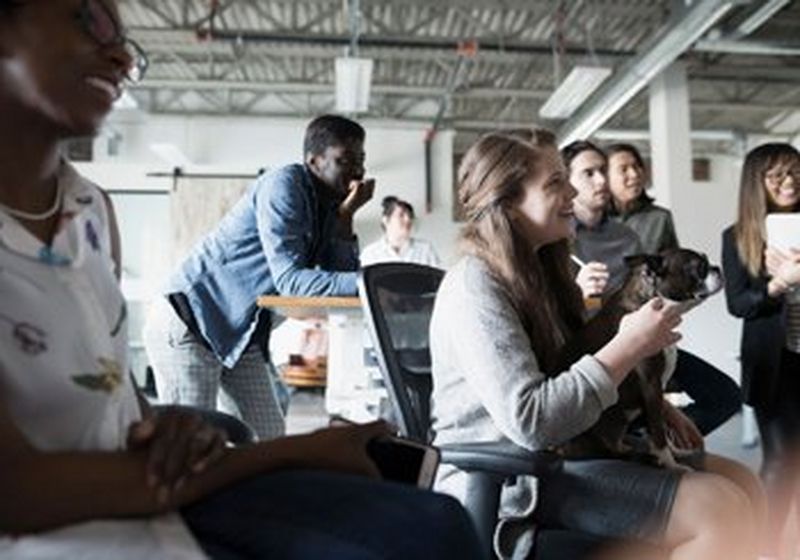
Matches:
[166,163,359,367]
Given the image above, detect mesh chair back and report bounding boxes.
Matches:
[359,263,445,442]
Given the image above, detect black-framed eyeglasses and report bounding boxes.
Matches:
[76,0,149,82]
[765,166,800,185]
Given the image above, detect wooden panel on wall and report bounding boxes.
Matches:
[169,176,253,262]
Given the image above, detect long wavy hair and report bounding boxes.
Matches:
[457,133,584,374]
[734,143,800,277]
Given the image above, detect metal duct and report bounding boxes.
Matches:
[557,0,736,146]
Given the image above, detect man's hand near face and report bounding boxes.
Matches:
[337,178,375,237]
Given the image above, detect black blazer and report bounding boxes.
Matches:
[721,226,786,408]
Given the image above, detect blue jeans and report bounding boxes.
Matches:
[182,470,484,560]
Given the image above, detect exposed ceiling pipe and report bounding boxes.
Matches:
[694,39,800,56]
[729,0,791,39]
[556,0,736,146]
[424,44,475,213]
[179,28,631,59]
[132,79,551,100]
[694,0,793,55]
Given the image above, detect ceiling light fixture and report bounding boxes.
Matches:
[335,0,372,114]
[539,65,612,120]
[335,57,373,114]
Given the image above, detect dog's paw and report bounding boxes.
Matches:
[652,446,685,470]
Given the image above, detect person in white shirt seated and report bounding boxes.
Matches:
[0,2,482,558]
[360,196,442,267]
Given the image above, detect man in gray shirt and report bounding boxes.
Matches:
[563,140,641,299]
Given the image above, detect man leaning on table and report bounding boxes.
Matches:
[144,115,374,440]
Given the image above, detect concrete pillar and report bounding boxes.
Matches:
[648,61,692,214]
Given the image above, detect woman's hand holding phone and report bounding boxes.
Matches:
[327,416,441,488]
[287,420,394,479]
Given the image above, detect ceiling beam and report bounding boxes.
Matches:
[729,0,792,39]
[130,28,635,59]
[557,0,736,145]
[132,78,552,100]
[694,39,800,57]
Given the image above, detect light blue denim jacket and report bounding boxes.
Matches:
[166,163,359,367]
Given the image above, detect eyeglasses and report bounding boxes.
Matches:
[76,0,149,82]
[765,166,800,185]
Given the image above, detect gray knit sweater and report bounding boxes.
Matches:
[430,255,619,559]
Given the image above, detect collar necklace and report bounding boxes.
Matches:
[0,176,63,222]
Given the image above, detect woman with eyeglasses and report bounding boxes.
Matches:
[723,143,800,558]
[0,1,482,558]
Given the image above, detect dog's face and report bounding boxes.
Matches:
[623,249,723,306]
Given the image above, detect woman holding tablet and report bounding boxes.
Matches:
[722,142,800,558]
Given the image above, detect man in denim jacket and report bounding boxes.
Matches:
[144,115,374,439]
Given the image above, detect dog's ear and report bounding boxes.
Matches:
[624,254,665,274]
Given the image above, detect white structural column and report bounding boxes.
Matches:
[648,61,692,225]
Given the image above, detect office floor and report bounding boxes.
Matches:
[286,388,329,435]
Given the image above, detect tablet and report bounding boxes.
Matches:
[766,213,800,302]
[766,213,800,251]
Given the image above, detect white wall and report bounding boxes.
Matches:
[80,112,462,269]
[664,155,743,381]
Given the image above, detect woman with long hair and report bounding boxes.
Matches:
[723,142,800,558]
[0,1,480,558]
[431,132,764,559]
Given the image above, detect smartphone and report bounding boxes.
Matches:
[367,435,440,489]
[328,416,440,488]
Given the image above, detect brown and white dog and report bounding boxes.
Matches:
[556,248,723,468]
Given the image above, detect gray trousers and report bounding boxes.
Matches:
[143,298,285,440]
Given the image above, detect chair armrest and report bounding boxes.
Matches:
[439,442,561,477]
[152,404,256,445]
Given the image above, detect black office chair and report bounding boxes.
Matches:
[359,263,620,559]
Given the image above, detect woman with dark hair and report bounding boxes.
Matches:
[430,132,763,559]
[606,143,679,254]
[0,1,481,558]
[360,195,441,267]
[722,142,800,558]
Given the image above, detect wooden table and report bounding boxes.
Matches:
[257,295,382,421]
[256,295,361,318]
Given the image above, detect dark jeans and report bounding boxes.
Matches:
[182,470,484,560]
[669,349,742,436]
[753,350,800,554]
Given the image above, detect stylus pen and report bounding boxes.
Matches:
[570,254,587,268]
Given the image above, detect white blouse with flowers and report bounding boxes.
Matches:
[0,163,204,559]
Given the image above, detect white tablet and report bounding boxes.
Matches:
[766,213,800,251]
[766,213,800,302]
